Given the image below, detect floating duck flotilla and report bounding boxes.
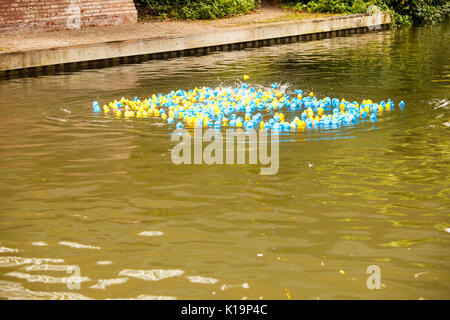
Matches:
[92,75,405,132]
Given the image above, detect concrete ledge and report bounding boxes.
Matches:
[0,13,390,73]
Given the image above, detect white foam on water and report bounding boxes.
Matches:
[5,271,90,285]
[31,242,48,246]
[135,295,177,300]
[430,99,450,110]
[0,280,92,300]
[414,272,429,279]
[59,241,100,250]
[138,231,164,237]
[107,294,177,300]
[119,269,184,281]
[220,282,250,291]
[0,246,19,253]
[0,279,176,300]
[186,275,219,284]
[89,278,128,290]
[97,261,113,265]
[0,257,65,268]
[23,264,72,272]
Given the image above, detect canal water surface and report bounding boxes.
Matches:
[0,20,449,299]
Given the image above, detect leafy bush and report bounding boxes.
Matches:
[383,0,450,24]
[281,0,376,14]
[134,0,259,20]
[281,0,450,24]
[351,0,376,13]
[306,0,350,13]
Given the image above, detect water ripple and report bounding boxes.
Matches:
[118,269,184,281]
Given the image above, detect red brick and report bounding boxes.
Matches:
[0,0,137,33]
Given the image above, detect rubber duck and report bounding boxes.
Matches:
[92,101,100,112]
[273,114,280,122]
[96,78,404,137]
[360,110,367,119]
[318,106,324,117]
[385,102,391,111]
[297,121,306,131]
[272,122,280,131]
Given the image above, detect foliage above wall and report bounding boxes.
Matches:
[134,0,260,20]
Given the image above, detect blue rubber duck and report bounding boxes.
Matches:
[92,101,100,112]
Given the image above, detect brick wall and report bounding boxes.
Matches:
[0,0,137,33]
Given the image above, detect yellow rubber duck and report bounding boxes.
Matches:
[318,107,324,117]
[298,121,306,131]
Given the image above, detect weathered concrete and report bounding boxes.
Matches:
[0,12,390,74]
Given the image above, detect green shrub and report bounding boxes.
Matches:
[134,0,259,20]
[281,0,450,24]
[351,0,376,13]
[281,0,376,14]
[306,0,350,13]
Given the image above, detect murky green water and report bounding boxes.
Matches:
[0,21,449,300]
